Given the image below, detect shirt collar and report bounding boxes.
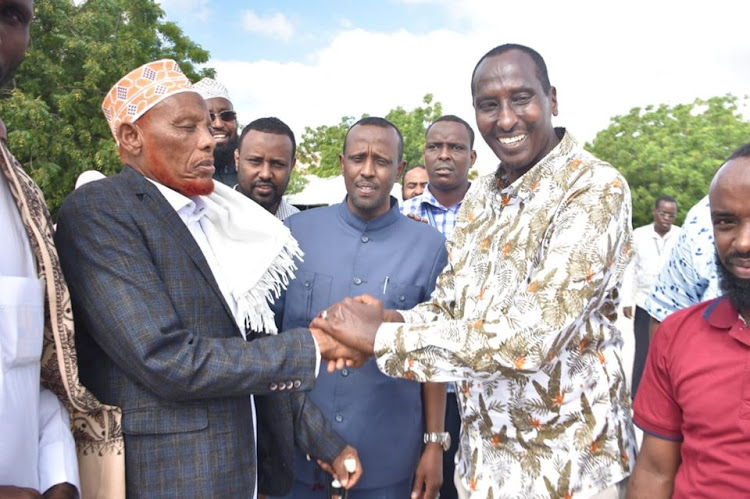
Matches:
[493,128,574,202]
[416,184,470,212]
[338,196,401,231]
[147,178,207,223]
[704,296,750,347]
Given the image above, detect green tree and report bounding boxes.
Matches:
[298,94,442,178]
[0,0,213,216]
[587,94,750,227]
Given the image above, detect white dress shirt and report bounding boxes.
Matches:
[622,222,681,308]
[0,175,80,495]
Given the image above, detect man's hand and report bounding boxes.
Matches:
[312,294,384,355]
[406,213,429,224]
[411,445,443,499]
[0,485,43,499]
[310,326,369,373]
[316,445,363,490]
[623,306,634,319]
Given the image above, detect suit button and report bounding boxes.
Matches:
[361,235,369,243]
[341,368,349,377]
[399,295,405,302]
[304,281,311,288]
[293,380,301,389]
[269,383,278,391]
[286,381,294,389]
[353,277,362,285]
[335,413,344,423]
[278,382,286,391]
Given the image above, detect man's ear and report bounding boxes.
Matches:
[234,148,240,167]
[117,122,143,155]
[290,157,297,171]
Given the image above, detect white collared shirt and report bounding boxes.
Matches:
[0,174,80,495]
[622,222,682,308]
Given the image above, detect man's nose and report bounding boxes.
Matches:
[496,102,518,131]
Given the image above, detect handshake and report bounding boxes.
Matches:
[308,294,404,372]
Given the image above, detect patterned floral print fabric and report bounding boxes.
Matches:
[375,130,636,498]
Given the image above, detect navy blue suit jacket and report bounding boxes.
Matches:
[55,166,345,497]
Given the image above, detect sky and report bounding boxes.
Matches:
[157,0,750,175]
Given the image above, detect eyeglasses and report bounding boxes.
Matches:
[657,211,677,220]
[209,111,237,122]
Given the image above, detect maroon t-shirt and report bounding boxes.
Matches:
[634,297,750,496]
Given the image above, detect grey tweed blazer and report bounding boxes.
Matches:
[55,166,345,498]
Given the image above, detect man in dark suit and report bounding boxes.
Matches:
[54,59,362,498]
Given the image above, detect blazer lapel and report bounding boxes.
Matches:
[121,167,238,325]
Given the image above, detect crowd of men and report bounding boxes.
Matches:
[2,1,750,498]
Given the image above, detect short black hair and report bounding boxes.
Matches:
[402,163,426,182]
[238,117,296,158]
[344,116,404,163]
[728,143,750,161]
[426,115,475,148]
[471,43,551,96]
[654,195,677,209]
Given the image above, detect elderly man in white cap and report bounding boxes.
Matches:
[54,59,363,498]
[193,77,239,186]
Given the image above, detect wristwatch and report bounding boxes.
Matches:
[424,432,451,451]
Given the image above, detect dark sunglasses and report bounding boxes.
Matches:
[210,111,237,122]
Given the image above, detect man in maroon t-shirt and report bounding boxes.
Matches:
[629,143,750,498]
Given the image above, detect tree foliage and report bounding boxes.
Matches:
[298,94,442,178]
[0,0,213,216]
[587,95,750,227]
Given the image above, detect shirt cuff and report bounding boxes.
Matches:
[38,389,80,497]
[310,333,321,378]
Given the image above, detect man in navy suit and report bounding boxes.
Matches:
[54,60,363,498]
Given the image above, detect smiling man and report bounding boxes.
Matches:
[235,117,300,220]
[629,144,750,498]
[313,44,636,498]
[194,77,239,187]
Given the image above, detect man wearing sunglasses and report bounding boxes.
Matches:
[194,77,240,187]
[622,195,680,398]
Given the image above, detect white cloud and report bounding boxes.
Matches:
[209,0,750,175]
[241,10,294,41]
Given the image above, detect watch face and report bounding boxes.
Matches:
[442,433,451,451]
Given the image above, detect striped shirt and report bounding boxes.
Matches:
[400,185,468,241]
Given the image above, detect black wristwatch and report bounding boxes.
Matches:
[423,432,451,451]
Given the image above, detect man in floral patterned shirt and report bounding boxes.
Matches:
[315,43,636,498]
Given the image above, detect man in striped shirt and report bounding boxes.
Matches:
[400,115,476,240]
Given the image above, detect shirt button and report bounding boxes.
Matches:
[361,235,369,243]
[341,368,349,377]
[335,413,344,423]
[353,277,362,285]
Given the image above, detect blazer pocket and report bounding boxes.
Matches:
[122,406,208,435]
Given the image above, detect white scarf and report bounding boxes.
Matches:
[200,181,303,334]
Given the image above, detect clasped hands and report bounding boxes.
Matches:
[309,294,392,372]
